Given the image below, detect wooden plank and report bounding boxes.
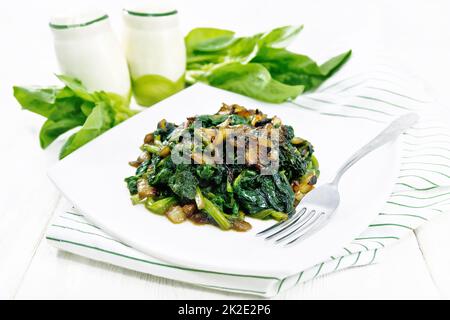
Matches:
[280,232,440,299]
[0,112,61,299]
[414,214,450,298]
[3,0,450,300]
[0,0,67,299]
[15,229,439,299]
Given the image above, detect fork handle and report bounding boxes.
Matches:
[332,113,419,185]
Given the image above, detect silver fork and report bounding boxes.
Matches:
[257,113,419,247]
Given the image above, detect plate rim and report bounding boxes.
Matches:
[47,84,402,278]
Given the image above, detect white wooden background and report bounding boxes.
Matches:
[0,0,449,299]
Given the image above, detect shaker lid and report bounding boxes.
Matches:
[49,8,108,29]
[124,0,178,17]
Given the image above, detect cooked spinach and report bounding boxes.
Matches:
[169,165,199,200]
[135,159,151,176]
[124,176,139,195]
[125,104,319,231]
[147,157,175,186]
[153,120,177,141]
[233,170,294,214]
[196,114,229,127]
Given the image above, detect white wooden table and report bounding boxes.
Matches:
[1,0,449,299]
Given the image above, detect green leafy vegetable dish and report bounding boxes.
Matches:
[125,104,319,231]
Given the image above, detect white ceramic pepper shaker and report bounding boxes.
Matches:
[123,1,186,106]
[50,9,131,102]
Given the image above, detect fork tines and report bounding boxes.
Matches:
[257,207,325,246]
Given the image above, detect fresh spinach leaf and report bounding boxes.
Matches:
[225,35,260,64]
[185,25,351,102]
[39,117,84,149]
[207,63,304,103]
[56,74,96,102]
[318,50,353,75]
[14,75,135,159]
[59,102,114,159]
[14,87,89,148]
[252,47,352,91]
[80,101,95,117]
[259,25,303,48]
[13,86,60,117]
[185,28,236,54]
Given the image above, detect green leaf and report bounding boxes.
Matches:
[13,86,60,117]
[233,170,294,214]
[56,75,132,116]
[14,75,136,159]
[207,63,304,103]
[195,114,228,127]
[132,74,185,107]
[225,35,260,63]
[187,53,225,66]
[59,102,114,159]
[56,74,96,102]
[252,47,351,91]
[184,25,351,102]
[80,101,95,117]
[47,98,85,121]
[259,25,303,48]
[95,91,136,123]
[185,27,235,54]
[168,166,199,200]
[39,118,84,149]
[55,86,76,99]
[185,29,261,73]
[202,196,231,230]
[39,96,89,148]
[318,50,352,75]
[195,35,236,53]
[145,197,177,215]
[124,176,139,195]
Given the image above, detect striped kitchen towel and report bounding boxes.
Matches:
[46,56,450,297]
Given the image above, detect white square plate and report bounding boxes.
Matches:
[48,84,400,277]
